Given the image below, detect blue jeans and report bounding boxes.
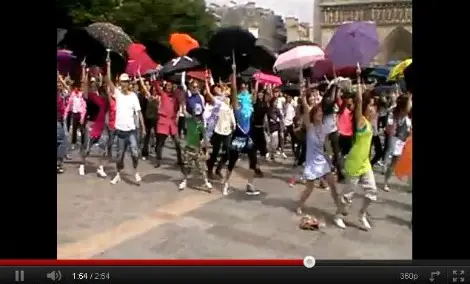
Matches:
[115,129,139,171]
[57,121,67,162]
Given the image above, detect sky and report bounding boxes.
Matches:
[208,0,315,24]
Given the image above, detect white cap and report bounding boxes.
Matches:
[119,73,130,81]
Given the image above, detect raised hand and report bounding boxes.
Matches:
[81,57,87,68]
[106,49,111,64]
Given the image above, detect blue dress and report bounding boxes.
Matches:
[303,123,331,181]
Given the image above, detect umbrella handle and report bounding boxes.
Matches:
[231,49,236,71]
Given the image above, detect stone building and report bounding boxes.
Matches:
[285,17,314,43]
[207,1,287,52]
[313,0,412,64]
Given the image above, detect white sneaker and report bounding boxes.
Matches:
[276,150,281,155]
[205,181,213,189]
[383,185,390,192]
[265,153,270,159]
[359,212,372,230]
[96,166,107,178]
[333,215,347,229]
[222,183,230,196]
[78,164,85,176]
[178,180,187,190]
[135,173,142,184]
[142,157,147,161]
[281,152,288,159]
[110,173,121,185]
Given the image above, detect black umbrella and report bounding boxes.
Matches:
[160,56,201,76]
[209,26,256,57]
[140,39,176,65]
[85,22,132,55]
[251,45,276,74]
[280,83,301,96]
[187,47,212,66]
[239,66,258,82]
[57,28,67,46]
[278,40,318,54]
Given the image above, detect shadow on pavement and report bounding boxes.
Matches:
[142,173,172,184]
[386,214,412,228]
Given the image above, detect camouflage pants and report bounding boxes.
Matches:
[182,146,207,179]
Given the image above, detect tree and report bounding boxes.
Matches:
[57,0,217,45]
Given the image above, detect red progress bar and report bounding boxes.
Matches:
[0,259,304,266]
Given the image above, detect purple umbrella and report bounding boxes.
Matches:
[57,49,76,60]
[325,21,379,67]
[57,49,77,75]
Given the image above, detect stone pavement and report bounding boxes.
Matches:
[58,145,412,259]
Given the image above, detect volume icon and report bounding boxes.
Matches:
[47,271,62,281]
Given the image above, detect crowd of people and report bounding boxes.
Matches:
[57,53,412,231]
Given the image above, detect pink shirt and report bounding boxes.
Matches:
[155,82,179,136]
[64,90,87,123]
[87,91,107,138]
[337,100,353,136]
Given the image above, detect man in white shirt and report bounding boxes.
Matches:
[105,64,145,185]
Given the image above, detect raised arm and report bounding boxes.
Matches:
[354,64,364,128]
[204,74,215,104]
[299,83,311,128]
[80,59,88,98]
[137,69,152,98]
[104,50,115,97]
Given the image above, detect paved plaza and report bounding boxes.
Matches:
[58,145,412,259]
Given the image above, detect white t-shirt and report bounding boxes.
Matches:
[284,102,296,126]
[114,89,141,131]
[323,114,337,134]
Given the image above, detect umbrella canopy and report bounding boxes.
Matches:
[57,49,75,60]
[388,59,412,81]
[85,22,133,55]
[169,33,199,57]
[209,26,256,57]
[251,44,277,74]
[160,56,201,76]
[278,40,318,54]
[253,72,282,86]
[280,83,301,96]
[126,43,158,74]
[140,39,177,66]
[57,28,67,45]
[274,46,325,72]
[326,21,380,67]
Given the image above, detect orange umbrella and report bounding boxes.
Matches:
[394,134,412,180]
[169,33,199,57]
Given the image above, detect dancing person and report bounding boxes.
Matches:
[337,90,355,157]
[383,94,412,191]
[154,80,183,168]
[57,74,67,173]
[266,94,285,162]
[321,81,346,182]
[64,74,87,151]
[337,66,378,230]
[251,87,269,159]
[220,64,262,196]
[283,95,298,156]
[204,74,236,180]
[105,56,145,185]
[178,94,212,191]
[137,72,159,161]
[295,83,344,228]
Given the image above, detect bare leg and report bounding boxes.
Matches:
[297,180,315,215]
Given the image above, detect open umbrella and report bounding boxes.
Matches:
[251,44,277,74]
[57,49,75,60]
[326,21,380,67]
[278,40,318,54]
[160,56,201,76]
[274,46,325,72]
[253,72,282,86]
[85,22,132,55]
[141,39,176,66]
[187,47,212,66]
[126,43,158,74]
[388,59,412,81]
[169,33,199,56]
[209,26,256,56]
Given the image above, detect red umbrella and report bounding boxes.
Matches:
[126,43,158,75]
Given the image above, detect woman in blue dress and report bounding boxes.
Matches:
[296,85,345,229]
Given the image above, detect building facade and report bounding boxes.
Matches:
[285,17,314,43]
[313,0,412,64]
[207,1,287,52]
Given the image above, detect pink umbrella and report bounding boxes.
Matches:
[273,46,325,72]
[253,72,282,85]
[126,60,138,76]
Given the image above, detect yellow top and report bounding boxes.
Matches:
[345,117,373,177]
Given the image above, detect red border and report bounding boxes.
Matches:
[0,259,303,266]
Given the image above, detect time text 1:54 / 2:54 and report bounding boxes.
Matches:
[72,272,111,280]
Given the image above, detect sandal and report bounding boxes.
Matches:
[299,215,320,230]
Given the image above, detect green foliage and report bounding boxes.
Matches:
[57,0,216,45]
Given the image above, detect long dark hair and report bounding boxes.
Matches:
[352,89,375,138]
